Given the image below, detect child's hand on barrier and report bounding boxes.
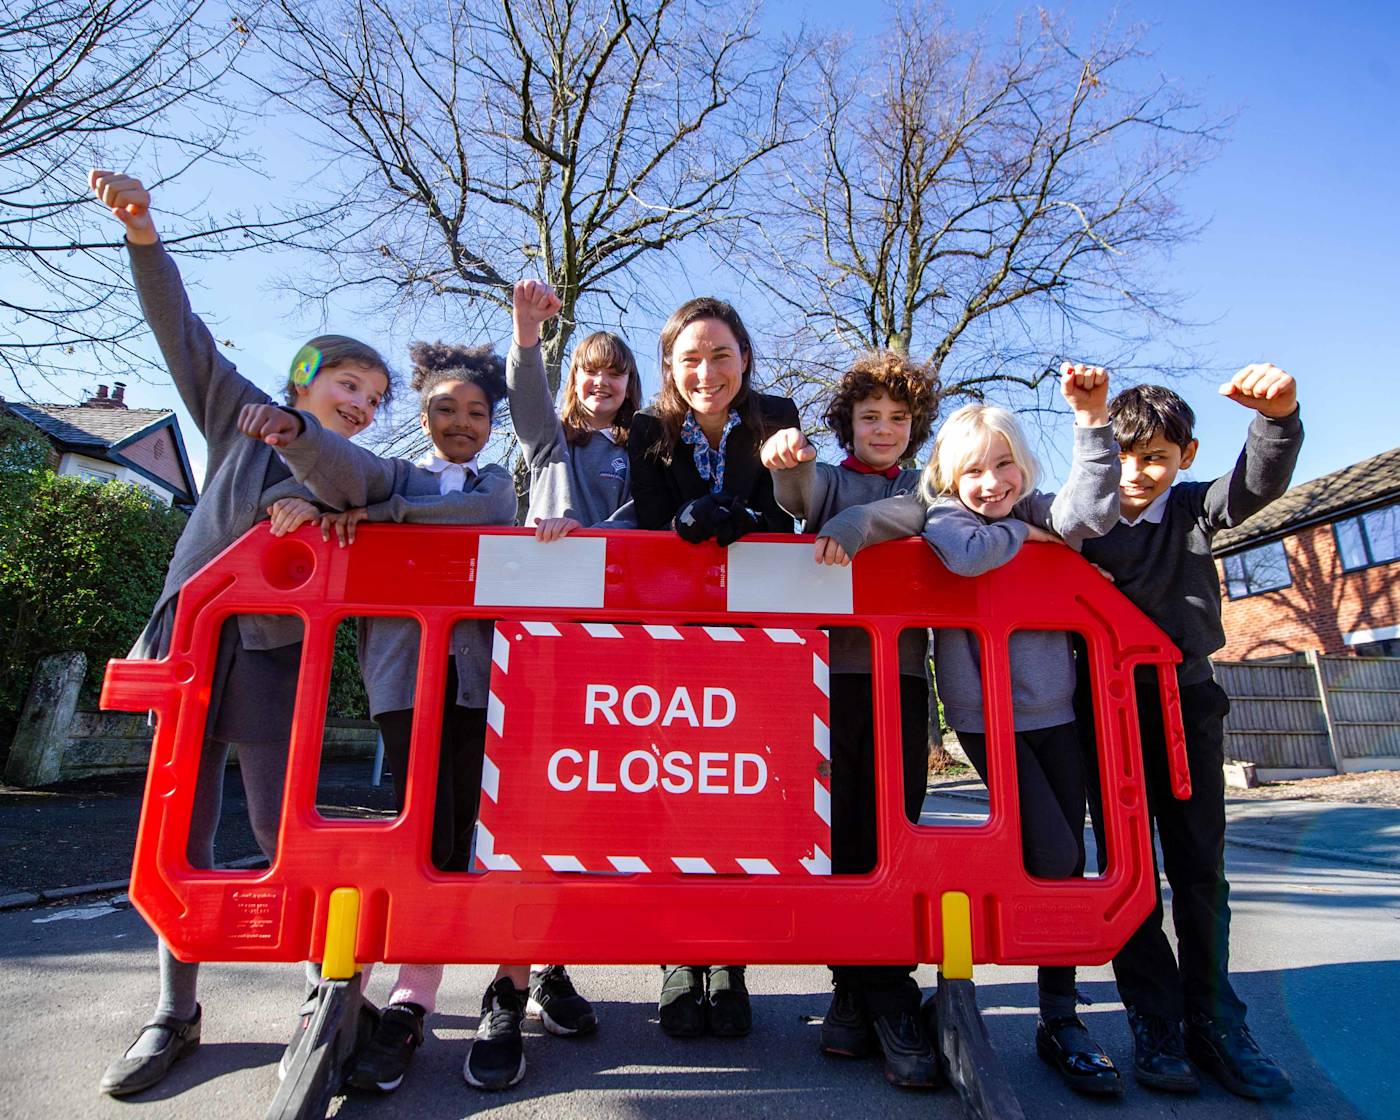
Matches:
[321,508,368,547]
[814,536,850,566]
[760,427,816,470]
[1023,524,1063,544]
[1219,363,1296,418]
[1059,362,1110,426]
[534,516,582,542]
[266,497,319,537]
[89,170,158,245]
[238,403,303,446]
[512,279,562,348]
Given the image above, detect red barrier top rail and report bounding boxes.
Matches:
[102,526,1188,971]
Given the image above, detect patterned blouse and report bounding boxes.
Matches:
[679,409,741,494]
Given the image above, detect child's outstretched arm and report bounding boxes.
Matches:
[508,280,566,468]
[238,404,401,510]
[364,465,518,526]
[1204,363,1303,529]
[814,491,926,565]
[761,427,825,523]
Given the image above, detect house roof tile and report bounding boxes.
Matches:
[4,402,170,448]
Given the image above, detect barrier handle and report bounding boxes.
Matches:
[100,656,180,712]
[1156,663,1192,801]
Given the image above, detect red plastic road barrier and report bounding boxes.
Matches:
[101,527,1189,970]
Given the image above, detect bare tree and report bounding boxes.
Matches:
[0,1,300,397]
[751,2,1222,414]
[258,0,813,454]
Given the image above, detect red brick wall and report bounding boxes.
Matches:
[1217,522,1400,659]
[120,427,186,493]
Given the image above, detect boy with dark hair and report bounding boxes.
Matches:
[1079,364,1302,1100]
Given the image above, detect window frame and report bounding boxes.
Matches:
[1222,539,1293,600]
[1333,503,1400,573]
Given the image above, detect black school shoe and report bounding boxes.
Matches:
[99,1005,202,1096]
[1035,1015,1123,1096]
[821,984,873,1057]
[871,1007,942,1089]
[1185,1013,1293,1100]
[346,1002,424,1093]
[528,966,598,1036]
[1126,1007,1200,1092]
[659,965,706,1038]
[464,977,526,1090]
[705,965,752,1037]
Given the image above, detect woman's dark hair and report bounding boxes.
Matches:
[561,331,642,447]
[408,341,507,415]
[649,296,763,460]
[823,351,940,459]
[1109,384,1196,451]
[282,334,393,407]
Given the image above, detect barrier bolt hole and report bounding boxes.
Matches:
[261,538,316,591]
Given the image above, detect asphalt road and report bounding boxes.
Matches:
[2,795,1397,1120]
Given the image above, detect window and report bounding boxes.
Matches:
[1334,505,1400,571]
[76,465,116,483]
[1222,540,1291,599]
[1352,638,1400,658]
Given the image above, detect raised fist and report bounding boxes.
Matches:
[1219,363,1297,419]
[760,427,816,470]
[89,170,158,245]
[1058,362,1110,426]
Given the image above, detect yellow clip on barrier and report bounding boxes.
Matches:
[941,891,973,980]
[321,887,361,980]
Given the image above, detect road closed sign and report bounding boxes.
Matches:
[475,622,832,876]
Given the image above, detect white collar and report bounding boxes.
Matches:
[417,451,479,476]
[595,426,618,445]
[1120,486,1171,526]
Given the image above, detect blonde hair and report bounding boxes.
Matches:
[919,403,1039,505]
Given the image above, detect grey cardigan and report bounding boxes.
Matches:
[127,239,313,659]
[274,412,518,715]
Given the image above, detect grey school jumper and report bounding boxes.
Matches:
[820,424,1121,733]
[273,412,518,715]
[508,342,635,527]
[126,239,311,660]
[773,459,927,677]
[1082,409,1304,687]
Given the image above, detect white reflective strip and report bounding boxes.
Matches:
[727,541,854,615]
[480,754,500,803]
[672,857,716,874]
[542,855,587,873]
[814,779,831,826]
[491,626,510,673]
[813,653,829,697]
[644,625,683,640]
[800,845,832,875]
[473,823,520,871]
[475,535,607,608]
[521,620,562,637]
[583,623,623,639]
[764,628,802,644]
[486,691,505,738]
[702,626,743,642]
[608,856,651,873]
[736,858,779,875]
[813,715,830,760]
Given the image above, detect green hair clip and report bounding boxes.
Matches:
[290,344,323,388]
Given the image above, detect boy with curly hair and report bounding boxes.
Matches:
[760,351,942,1089]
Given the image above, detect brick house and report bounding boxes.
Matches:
[1212,446,1400,661]
[2,382,198,509]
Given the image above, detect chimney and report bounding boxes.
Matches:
[83,383,124,409]
[112,381,127,407]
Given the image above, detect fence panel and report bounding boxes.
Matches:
[1213,661,1334,770]
[1317,656,1400,763]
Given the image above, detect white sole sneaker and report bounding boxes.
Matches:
[462,1046,526,1090]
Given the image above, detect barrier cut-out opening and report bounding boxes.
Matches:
[915,627,992,831]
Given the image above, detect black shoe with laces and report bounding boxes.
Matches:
[659,965,706,1038]
[464,977,526,1090]
[705,965,752,1038]
[871,1007,943,1088]
[1185,1014,1292,1100]
[1035,1015,1123,1096]
[99,1005,202,1097]
[528,966,598,1036]
[1126,1007,1199,1092]
[820,984,872,1058]
[347,1002,424,1093]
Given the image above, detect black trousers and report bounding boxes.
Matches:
[375,660,487,872]
[826,672,930,1013]
[958,722,1085,1013]
[1080,667,1246,1025]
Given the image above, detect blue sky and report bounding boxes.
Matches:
[33,0,1400,493]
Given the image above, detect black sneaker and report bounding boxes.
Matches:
[1126,1007,1199,1092]
[705,965,752,1038]
[464,977,526,1090]
[528,966,598,1037]
[1185,1014,1292,1100]
[871,1007,943,1089]
[659,965,705,1038]
[346,1003,424,1093]
[1035,1015,1123,1096]
[820,985,872,1058]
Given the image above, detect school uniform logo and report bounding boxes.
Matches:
[601,454,628,482]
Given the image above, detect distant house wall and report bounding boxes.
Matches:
[1216,520,1400,660]
[119,427,187,494]
[57,451,174,506]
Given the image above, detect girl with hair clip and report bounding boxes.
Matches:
[508,280,642,538]
[238,344,545,1093]
[89,171,393,1098]
[625,297,800,1040]
[814,364,1128,1098]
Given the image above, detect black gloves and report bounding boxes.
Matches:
[672,493,763,545]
